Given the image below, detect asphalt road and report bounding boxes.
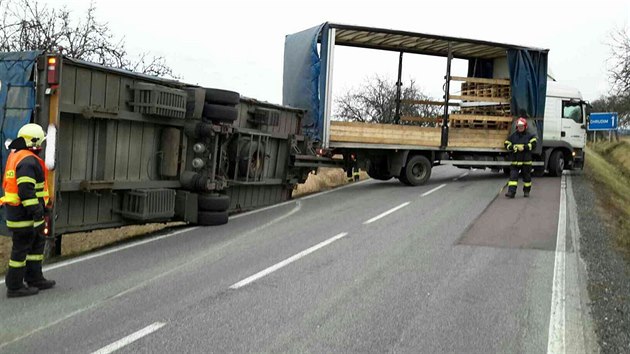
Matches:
[0,166,594,353]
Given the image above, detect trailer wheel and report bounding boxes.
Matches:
[198,210,229,226]
[548,150,565,177]
[198,193,230,212]
[205,88,240,106]
[237,141,265,179]
[202,103,238,122]
[402,155,432,186]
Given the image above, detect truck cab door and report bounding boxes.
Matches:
[560,100,586,149]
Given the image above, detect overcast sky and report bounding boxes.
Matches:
[41,0,630,105]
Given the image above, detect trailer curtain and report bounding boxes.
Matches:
[508,49,548,143]
[283,24,325,142]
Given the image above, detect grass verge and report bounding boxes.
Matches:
[585,140,630,259]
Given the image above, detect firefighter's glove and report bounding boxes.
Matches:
[35,220,46,236]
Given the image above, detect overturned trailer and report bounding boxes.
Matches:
[0,51,317,254]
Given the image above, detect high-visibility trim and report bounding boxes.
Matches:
[523,161,533,165]
[17,176,36,185]
[35,191,49,198]
[9,259,26,268]
[529,137,538,143]
[524,182,532,187]
[21,198,40,206]
[352,172,360,177]
[2,192,20,204]
[527,143,532,150]
[26,254,44,261]
[6,220,34,228]
[34,219,45,228]
[35,182,45,189]
[508,181,518,186]
[511,162,523,166]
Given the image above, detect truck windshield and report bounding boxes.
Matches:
[562,101,583,123]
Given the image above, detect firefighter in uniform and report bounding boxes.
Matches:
[504,117,538,198]
[2,123,55,298]
[346,153,360,182]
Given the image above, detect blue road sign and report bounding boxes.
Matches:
[588,112,618,131]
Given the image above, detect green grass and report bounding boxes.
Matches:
[585,140,630,258]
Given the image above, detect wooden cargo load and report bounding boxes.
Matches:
[329,76,514,150]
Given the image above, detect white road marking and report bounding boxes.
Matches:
[0,227,198,285]
[420,183,447,197]
[92,322,166,354]
[363,202,410,225]
[230,232,348,289]
[230,178,371,220]
[453,172,469,181]
[0,180,372,281]
[547,173,567,354]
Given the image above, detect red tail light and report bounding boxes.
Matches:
[47,56,60,85]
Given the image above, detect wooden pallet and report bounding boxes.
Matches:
[450,114,513,130]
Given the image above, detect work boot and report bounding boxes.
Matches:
[27,279,56,290]
[505,190,515,198]
[7,286,39,298]
[26,261,56,290]
[524,190,530,198]
[6,266,39,298]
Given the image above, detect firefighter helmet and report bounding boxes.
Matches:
[17,123,46,148]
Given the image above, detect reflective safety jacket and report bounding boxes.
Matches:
[504,131,538,165]
[1,149,50,230]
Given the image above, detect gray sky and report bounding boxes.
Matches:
[43,0,629,104]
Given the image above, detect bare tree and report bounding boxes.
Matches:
[608,26,630,96]
[335,75,442,126]
[0,0,177,78]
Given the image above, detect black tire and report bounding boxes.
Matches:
[402,155,432,186]
[548,150,565,177]
[205,88,240,106]
[198,210,229,226]
[367,166,393,181]
[533,167,545,177]
[198,193,230,212]
[237,141,265,179]
[202,103,238,122]
[398,173,412,186]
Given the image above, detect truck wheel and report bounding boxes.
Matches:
[367,166,392,181]
[548,150,565,177]
[402,155,432,186]
[198,193,230,212]
[202,103,238,122]
[398,173,411,186]
[533,167,545,177]
[198,210,229,226]
[205,88,240,106]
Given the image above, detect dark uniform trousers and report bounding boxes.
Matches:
[8,227,46,289]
